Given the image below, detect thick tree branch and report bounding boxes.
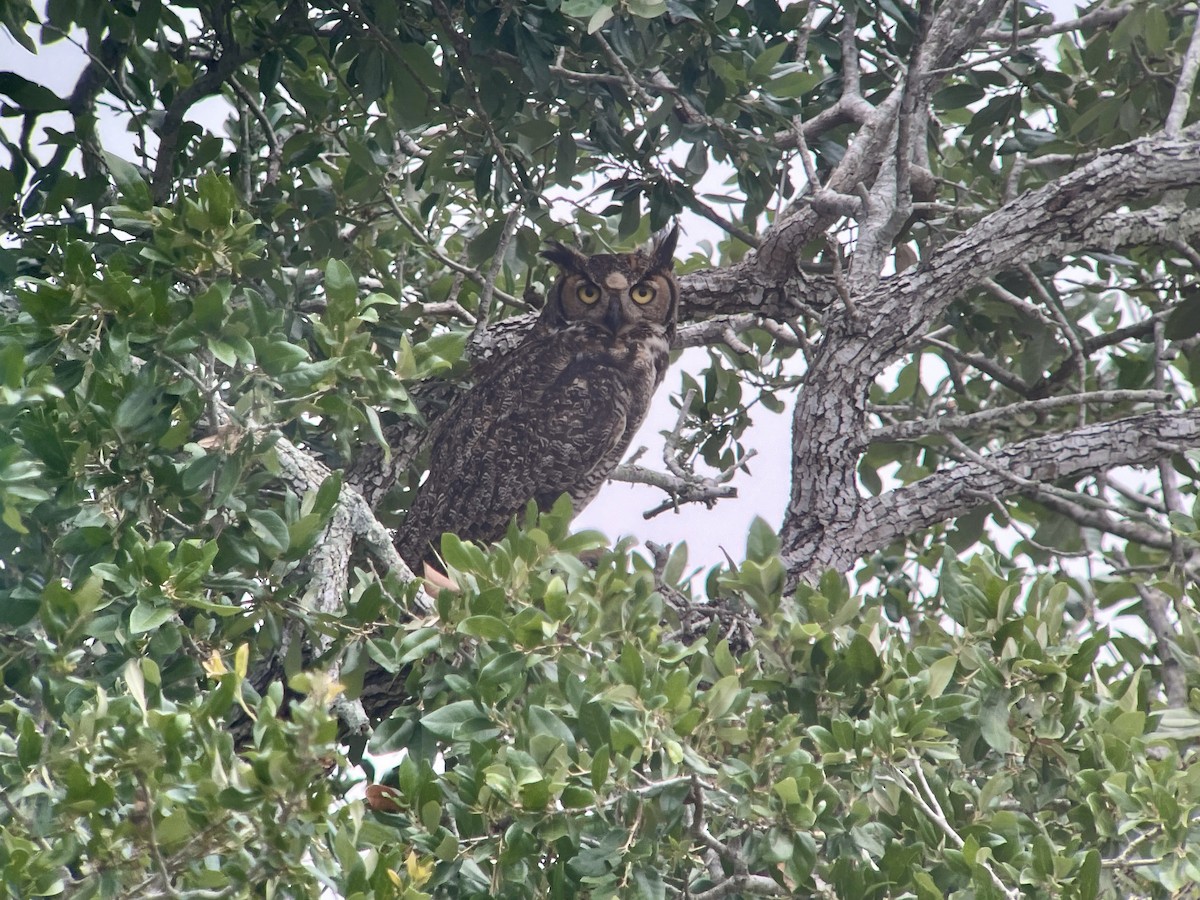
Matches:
[779,127,1200,584]
[980,4,1135,43]
[828,408,1200,575]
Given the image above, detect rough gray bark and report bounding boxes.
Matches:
[777,126,1200,586]
[850,408,1200,571]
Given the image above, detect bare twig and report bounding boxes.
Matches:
[1112,549,1188,708]
[607,387,756,518]
[228,76,282,186]
[884,763,1020,900]
[1152,319,1188,574]
[870,390,1171,442]
[980,278,1056,328]
[675,314,758,350]
[922,337,1032,395]
[1165,5,1200,137]
[474,205,523,332]
[1019,263,1087,422]
[980,4,1135,43]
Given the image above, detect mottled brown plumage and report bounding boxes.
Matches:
[396,225,680,573]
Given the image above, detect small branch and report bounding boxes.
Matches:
[980,4,1134,43]
[594,32,654,107]
[663,389,696,480]
[790,115,823,192]
[827,237,858,319]
[870,390,1171,442]
[1019,263,1087,422]
[675,314,759,350]
[922,337,1032,395]
[838,3,862,99]
[609,459,746,519]
[980,278,1056,328]
[1033,488,1176,554]
[386,199,525,308]
[684,191,761,248]
[884,763,1019,900]
[608,388,756,518]
[1112,550,1187,708]
[1107,477,1168,515]
[1164,4,1200,137]
[474,205,523,332]
[1152,319,1187,572]
[228,76,282,186]
[685,874,789,900]
[151,5,266,203]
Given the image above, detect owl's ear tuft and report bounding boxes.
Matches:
[541,241,589,271]
[648,223,680,271]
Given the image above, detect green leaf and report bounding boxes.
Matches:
[466,221,506,264]
[325,258,357,322]
[528,705,576,753]
[1166,293,1200,340]
[258,49,284,97]
[979,690,1013,754]
[248,509,290,557]
[129,601,175,635]
[286,512,327,559]
[256,340,308,375]
[925,655,957,699]
[102,151,152,208]
[703,674,741,719]
[0,72,67,112]
[397,42,440,87]
[912,871,943,900]
[1151,707,1200,740]
[420,700,497,741]
[844,634,883,686]
[587,5,613,33]
[192,282,228,331]
[181,453,221,493]
[940,549,991,626]
[749,41,787,80]
[312,472,343,517]
[591,745,610,792]
[114,385,161,437]
[579,701,612,750]
[560,785,594,808]
[772,775,800,805]
[626,0,666,18]
[1074,849,1100,900]
[1142,5,1168,55]
[745,516,779,563]
[767,68,822,99]
[458,615,515,641]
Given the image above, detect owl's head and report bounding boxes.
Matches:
[539,224,680,341]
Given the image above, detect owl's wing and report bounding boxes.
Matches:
[396,350,636,568]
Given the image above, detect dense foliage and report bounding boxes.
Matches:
[2,0,1200,897]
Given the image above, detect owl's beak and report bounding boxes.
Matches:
[602,297,624,335]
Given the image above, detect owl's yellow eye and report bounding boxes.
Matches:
[630,283,656,304]
[576,283,601,304]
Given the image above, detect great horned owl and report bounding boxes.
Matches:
[396,224,680,574]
